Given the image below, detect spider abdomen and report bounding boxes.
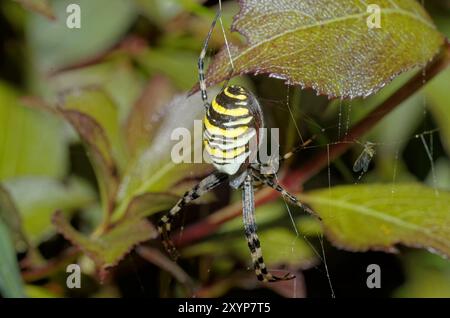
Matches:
[203,85,264,176]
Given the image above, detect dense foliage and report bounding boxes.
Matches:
[0,0,449,298]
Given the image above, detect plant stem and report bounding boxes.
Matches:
[22,248,80,282]
[175,41,450,248]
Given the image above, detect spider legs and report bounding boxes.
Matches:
[279,135,316,162]
[198,8,221,108]
[242,174,295,282]
[258,135,317,175]
[252,171,320,220]
[158,171,227,260]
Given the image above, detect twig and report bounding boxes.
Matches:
[22,247,80,282]
[136,246,195,291]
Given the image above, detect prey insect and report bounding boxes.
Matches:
[353,141,376,173]
[157,4,317,282]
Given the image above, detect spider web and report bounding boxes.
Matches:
[149,0,446,298]
[258,52,444,295]
[278,90,443,298]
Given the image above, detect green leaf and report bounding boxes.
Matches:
[3,177,95,243]
[102,61,145,123]
[185,202,317,268]
[0,81,68,180]
[113,92,214,221]
[135,48,198,90]
[184,227,316,268]
[52,211,156,273]
[14,0,54,19]
[296,216,323,237]
[425,68,450,155]
[370,93,424,182]
[133,0,183,25]
[59,107,119,216]
[0,219,26,298]
[122,192,178,220]
[426,159,450,191]
[394,250,450,298]
[0,185,27,249]
[25,285,59,298]
[235,227,316,267]
[304,183,450,256]
[430,3,450,38]
[62,89,127,170]
[27,0,137,72]
[134,0,212,25]
[125,75,176,159]
[203,0,444,98]
[227,202,317,267]
[373,94,423,153]
[50,58,145,123]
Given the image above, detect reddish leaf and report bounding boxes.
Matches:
[52,211,156,276]
[201,0,445,98]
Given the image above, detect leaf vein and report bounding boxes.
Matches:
[232,8,435,65]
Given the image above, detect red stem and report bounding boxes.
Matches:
[175,41,450,248]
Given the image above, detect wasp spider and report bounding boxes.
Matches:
[158,7,316,283]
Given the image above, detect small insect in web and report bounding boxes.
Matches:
[157,2,318,282]
[353,141,376,173]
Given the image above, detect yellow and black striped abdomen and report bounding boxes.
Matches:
[203,85,264,176]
